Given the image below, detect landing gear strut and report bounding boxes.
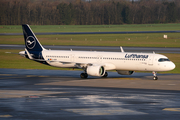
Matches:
[152,71,158,80]
[80,73,88,79]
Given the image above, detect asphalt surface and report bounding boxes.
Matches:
[0,68,180,120]
[1,44,180,53]
[1,30,180,36]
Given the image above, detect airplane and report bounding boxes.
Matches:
[19,24,176,80]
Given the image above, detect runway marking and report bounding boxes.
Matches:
[0,74,15,76]
[163,108,180,112]
[26,75,38,77]
[0,77,24,79]
[67,80,91,82]
[0,90,66,98]
[112,78,140,80]
[39,76,49,77]
[167,84,176,86]
[27,75,49,78]
[64,107,147,115]
[0,74,49,78]
[0,115,12,118]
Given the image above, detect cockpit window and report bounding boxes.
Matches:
[158,58,170,62]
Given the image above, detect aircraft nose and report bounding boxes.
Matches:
[169,62,176,70]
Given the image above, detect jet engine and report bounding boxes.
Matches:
[86,65,105,77]
[117,70,134,75]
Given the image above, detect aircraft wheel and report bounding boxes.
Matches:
[80,73,88,79]
[153,76,158,80]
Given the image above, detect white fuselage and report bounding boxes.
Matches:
[42,50,175,72]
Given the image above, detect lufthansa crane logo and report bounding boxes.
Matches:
[26,36,36,49]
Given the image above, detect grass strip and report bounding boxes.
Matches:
[0,24,180,33]
[0,33,180,47]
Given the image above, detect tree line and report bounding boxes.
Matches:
[0,0,180,25]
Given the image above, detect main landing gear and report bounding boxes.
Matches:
[80,73,88,79]
[80,72,108,79]
[102,72,108,78]
[152,71,158,80]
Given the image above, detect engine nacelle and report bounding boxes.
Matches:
[87,65,105,77]
[117,70,134,75]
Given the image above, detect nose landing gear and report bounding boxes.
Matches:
[152,71,158,80]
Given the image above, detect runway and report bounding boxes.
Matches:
[0,68,180,120]
[1,30,180,36]
[1,44,180,53]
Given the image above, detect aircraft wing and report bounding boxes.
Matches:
[59,61,116,70]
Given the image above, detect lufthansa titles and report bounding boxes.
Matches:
[125,54,149,59]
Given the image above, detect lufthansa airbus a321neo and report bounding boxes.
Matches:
[19,24,175,80]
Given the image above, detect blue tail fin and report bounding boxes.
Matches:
[22,24,45,51]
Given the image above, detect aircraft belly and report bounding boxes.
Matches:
[116,61,138,71]
[116,60,154,71]
[47,62,75,68]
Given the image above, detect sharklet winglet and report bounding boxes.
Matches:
[120,46,124,52]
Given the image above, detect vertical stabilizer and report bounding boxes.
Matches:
[22,24,45,51]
